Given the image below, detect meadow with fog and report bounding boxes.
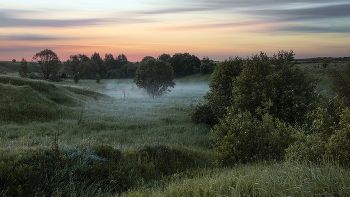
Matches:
[1,50,350,196]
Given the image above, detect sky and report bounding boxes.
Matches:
[0,0,349,61]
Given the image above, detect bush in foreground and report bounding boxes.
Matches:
[211,107,297,166]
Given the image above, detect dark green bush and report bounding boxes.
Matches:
[192,57,243,125]
[74,74,79,83]
[233,51,317,125]
[96,73,101,83]
[190,102,216,126]
[211,107,297,166]
[95,145,121,162]
[286,104,350,167]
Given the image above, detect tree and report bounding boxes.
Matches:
[91,52,106,76]
[65,55,80,76]
[32,49,61,80]
[200,56,215,74]
[168,53,201,77]
[12,59,16,63]
[233,50,317,125]
[19,58,28,78]
[104,53,116,71]
[158,53,171,62]
[191,57,243,125]
[116,54,128,69]
[134,58,175,98]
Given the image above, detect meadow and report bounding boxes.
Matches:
[0,59,350,196]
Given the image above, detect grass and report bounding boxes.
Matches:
[122,161,350,196]
[0,66,350,196]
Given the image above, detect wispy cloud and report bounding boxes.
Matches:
[0,9,152,28]
[250,3,350,21]
[0,34,71,41]
[277,26,350,34]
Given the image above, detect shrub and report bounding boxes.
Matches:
[74,74,79,83]
[190,102,216,126]
[211,107,297,166]
[286,103,350,167]
[61,72,67,79]
[96,73,101,83]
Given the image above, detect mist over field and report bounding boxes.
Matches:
[78,80,210,122]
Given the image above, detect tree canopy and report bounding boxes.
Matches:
[134,57,175,98]
[32,49,61,80]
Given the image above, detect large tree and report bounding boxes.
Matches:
[33,49,61,79]
[134,58,175,98]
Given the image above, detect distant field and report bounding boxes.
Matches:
[0,61,41,74]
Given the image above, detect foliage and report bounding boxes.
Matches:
[18,58,28,78]
[106,69,126,79]
[327,61,350,106]
[11,59,16,63]
[193,51,317,126]
[233,51,317,125]
[158,53,171,62]
[121,62,137,78]
[91,52,106,76]
[134,58,175,98]
[32,49,61,80]
[211,108,297,166]
[200,56,215,74]
[286,101,350,167]
[192,57,243,125]
[74,74,79,83]
[96,73,101,83]
[190,102,216,126]
[168,53,201,77]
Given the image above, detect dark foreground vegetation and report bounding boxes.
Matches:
[0,50,350,196]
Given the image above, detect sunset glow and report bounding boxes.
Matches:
[1,0,349,61]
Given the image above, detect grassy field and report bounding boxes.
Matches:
[0,59,349,196]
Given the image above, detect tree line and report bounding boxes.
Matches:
[18,49,216,82]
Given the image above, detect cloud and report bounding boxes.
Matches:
[138,7,213,15]
[251,3,350,21]
[0,35,70,41]
[0,9,152,28]
[277,26,350,34]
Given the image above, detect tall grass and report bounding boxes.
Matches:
[123,161,350,196]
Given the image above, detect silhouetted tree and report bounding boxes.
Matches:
[168,53,201,77]
[91,52,106,76]
[158,53,171,62]
[116,54,128,69]
[104,53,115,71]
[32,49,61,80]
